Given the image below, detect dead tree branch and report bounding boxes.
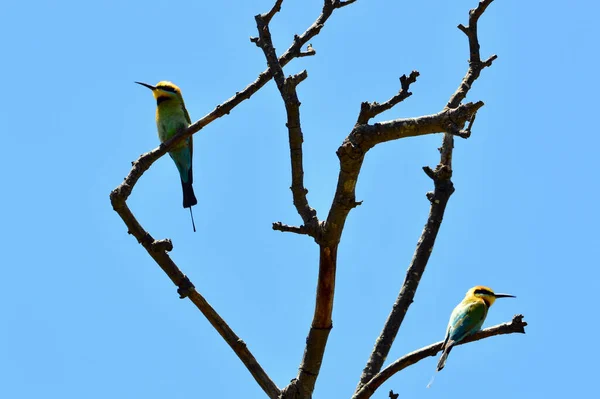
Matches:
[111,1,523,399]
[353,315,527,399]
[357,71,420,124]
[253,3,355,396]
[254,7,320,240]
[354,0,499,394]
[256,0,494,396]
[110,1,355,398]
[254,0,487,395]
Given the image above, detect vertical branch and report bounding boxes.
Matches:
[295,246,337,396]
[253,10,320,236]
[253,2,356,398]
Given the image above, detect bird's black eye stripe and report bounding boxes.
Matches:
[156,96,169,105]
[474,289,494,296]
[157,85,176,93]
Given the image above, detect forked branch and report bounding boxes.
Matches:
[253,3,353,397]
[355,1,503,394]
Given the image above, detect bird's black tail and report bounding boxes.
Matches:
[181,180,197,208]
[181,168,197,208]
[436,342,454,371]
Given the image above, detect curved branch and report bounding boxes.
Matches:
[353,315,527,399]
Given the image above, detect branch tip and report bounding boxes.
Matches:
[400,70,420,90]
[457,24,469,35]
[261,0,284,25]
[287,70,309,87]
[272,222,310,236]
[483,54,498,67]
[423,166,436,180]
[299,43,316,57]
[357,69,419,123]
[334,0,357,8]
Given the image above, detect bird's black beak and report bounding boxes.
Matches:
[494,293,516,299]
[135,81,156,91]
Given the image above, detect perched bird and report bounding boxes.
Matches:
[428,286,515,387]
[136,81,197,231]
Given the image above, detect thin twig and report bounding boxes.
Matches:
[263,0,284,24]
[272,222,310,235]
[353,315,527,399]
[357,71,420,124]
[334,0,357,8]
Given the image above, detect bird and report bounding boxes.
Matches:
[428,286,515,387]
[135,81,197,232]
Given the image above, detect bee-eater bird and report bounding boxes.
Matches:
[135,81,197,232]
[428,286,515,387]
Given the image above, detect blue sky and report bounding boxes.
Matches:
[1,0,597,397]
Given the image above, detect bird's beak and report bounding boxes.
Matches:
[135,81,156,91]
[494,293,516,299]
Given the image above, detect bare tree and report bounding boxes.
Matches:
[110,1,527,399]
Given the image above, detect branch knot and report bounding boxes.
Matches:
[177,275,195,299]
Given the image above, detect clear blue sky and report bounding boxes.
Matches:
[1,0,596,398]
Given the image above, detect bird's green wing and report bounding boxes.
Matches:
[179,101,193,158]
[182,102,192,125]
[447,300,488,343]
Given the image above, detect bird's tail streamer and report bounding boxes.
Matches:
[426,374,437,388]
[189,207,196,232]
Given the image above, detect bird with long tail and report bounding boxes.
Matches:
[427,286,515,387]
[136,81,197,232]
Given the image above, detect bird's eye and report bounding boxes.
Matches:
[474,289,493,296]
